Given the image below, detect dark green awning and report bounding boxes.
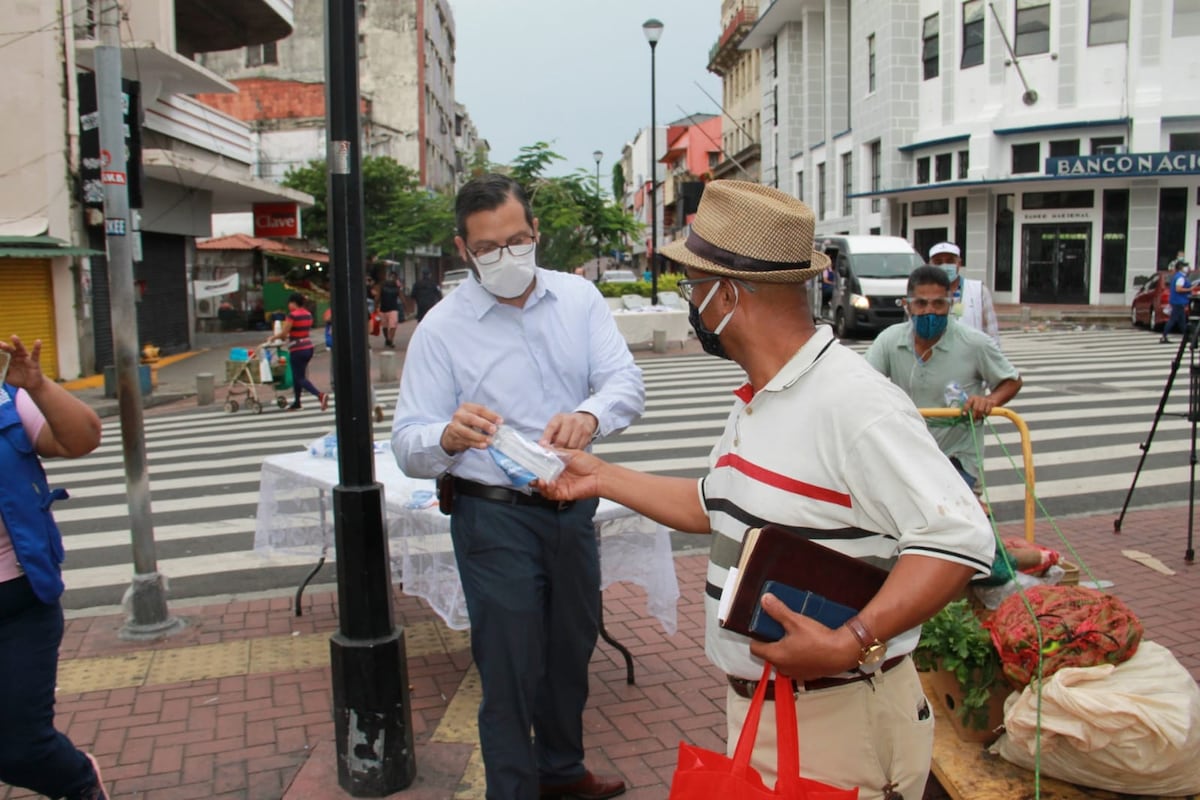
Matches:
[0,235,102,259]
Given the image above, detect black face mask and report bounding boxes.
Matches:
[688,302,732,360]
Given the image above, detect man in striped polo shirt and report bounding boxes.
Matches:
[539,181,994,800]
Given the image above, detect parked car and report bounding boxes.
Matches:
[440,268,472,296]
[1130,271,1172,330]
[598,269,639,284]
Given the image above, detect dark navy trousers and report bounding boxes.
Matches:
[0,576,98,799]
[449,494,601,800]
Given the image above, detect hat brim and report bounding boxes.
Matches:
[659,238,829,284]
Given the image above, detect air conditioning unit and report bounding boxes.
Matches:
[1096,144,1127,155]
[196,297,216,317]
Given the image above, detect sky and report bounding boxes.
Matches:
[449,0,724,188]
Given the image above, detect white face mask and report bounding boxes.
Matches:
[472,244,537,298]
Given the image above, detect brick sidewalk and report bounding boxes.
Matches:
[3,505,1197,799]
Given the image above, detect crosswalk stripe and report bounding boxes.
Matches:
[43,326,1197,608]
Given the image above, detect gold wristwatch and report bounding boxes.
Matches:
[846,616,887,668]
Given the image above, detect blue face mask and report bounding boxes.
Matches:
[913,312,949,339]
[943,266,959,284]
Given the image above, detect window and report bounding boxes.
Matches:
[818,163,827,219]
[923,14,940,79]
[917,156,931,184]
[868,34,877,92]
[958,149,970,179]
[962,0,985,67]
[912,199,950,216]
[1159,187,1188,268]
[1100,189,1129,293]
[842,153,853,216]
[1088,0,1129,45]
[935,153,952,182]
[995,195,1014,292]
[771,86,779,126]
[1170,132,1200,151]
[245,41,278,67]
[1049,139,1081,157]
[771,37,779,78]
[1174,0,1200,37]
[1015,0,1051,56]
[1021,190,1095,209]
[870,141,881,213]
[1091,136,1125,154]
[796,171,804,202]
[1011,142,1040,174]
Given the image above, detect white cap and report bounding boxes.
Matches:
[929,242,961,259]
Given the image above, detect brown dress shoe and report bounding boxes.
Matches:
[539,770,626,800]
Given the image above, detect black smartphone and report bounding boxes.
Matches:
[747,579,859,642]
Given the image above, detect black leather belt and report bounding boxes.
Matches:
[728,655,908,700]
[453,478,574,512]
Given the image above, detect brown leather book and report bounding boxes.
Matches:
[719,524,890,640]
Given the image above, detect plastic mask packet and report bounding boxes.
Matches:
[488,424,567,487]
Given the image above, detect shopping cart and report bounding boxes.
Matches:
[223,341,291,414]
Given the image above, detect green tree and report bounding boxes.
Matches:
[281,156,455,262]
[504,143,641,271]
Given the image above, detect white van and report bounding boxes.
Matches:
[816,235,925,339]
[440,268,472,296]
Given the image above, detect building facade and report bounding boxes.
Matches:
[660,115,723,248]
[744,0,1200,306]
[619,125,668,271]
[196,0,459,191]
[708,0,763,183]
[0,0,307,378]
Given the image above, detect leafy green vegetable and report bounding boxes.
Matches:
[914,599,1003,730]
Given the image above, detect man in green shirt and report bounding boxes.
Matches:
[864,265,1022,489]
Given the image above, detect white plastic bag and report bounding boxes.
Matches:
[993,641,1200,795]
[258,357,272,384]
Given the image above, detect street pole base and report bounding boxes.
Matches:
[331,628,416,796]
[119,572,184,641]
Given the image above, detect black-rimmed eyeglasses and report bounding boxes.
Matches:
[677,276,756,305]
[469,235,535,266]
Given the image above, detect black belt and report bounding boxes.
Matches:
[453,478,575,512]
[728,655,908,700]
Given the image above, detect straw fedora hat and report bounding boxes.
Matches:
[659,180,829,283]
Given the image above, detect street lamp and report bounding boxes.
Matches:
[643,17,663,305]
[593,149,603,280]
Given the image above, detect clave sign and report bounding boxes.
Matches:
[1047,150,1200,178]
[253,202,301,238]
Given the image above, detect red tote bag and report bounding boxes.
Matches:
[669,663,859,800]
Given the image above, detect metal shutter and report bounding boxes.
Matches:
[0,259,58,380]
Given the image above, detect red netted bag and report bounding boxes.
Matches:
[983,584,1143,687]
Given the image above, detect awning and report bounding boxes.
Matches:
[141,149,314,214]
[0,236,101,259]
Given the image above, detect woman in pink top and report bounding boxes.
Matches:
[0,335,106,799]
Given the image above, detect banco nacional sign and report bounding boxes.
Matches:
[1046,150,1200,178]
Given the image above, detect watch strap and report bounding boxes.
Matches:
[845,615,876,650]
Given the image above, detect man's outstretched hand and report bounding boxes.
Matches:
[536,450,605,501]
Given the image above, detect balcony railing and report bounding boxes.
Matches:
[707,5,758,73]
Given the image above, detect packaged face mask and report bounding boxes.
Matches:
[488,424,566,486]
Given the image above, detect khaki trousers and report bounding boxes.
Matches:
[725,658,933,800]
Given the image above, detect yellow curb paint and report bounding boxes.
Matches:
[432,664,482,745]
[56,619,472,694]
[453,747,487,800]
[61,349,207,391]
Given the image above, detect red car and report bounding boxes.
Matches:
[1131,271,1173,330]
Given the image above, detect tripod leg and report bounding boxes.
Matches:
[1115,333,1189,531]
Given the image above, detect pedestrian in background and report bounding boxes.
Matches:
[928,242,1001,347]
[410,269,443,322]
[392,174,644,800]
[280,292,328,411]
[0,335,107,800]
[1161,258,1193,344]
[377,271,404,348]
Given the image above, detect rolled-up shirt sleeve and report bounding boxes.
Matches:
[391,327,461,479]
[574,290,645,439]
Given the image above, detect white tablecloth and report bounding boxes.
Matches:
[253,449,679,634]
[611,308,690,347]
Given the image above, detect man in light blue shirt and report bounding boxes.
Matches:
[392,174,643,800]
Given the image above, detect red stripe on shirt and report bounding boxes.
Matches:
[713,453,853,508]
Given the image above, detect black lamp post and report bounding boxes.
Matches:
[593,149,603,280]
[643,18,663,305]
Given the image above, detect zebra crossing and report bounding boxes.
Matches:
[48,326,1196,610]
